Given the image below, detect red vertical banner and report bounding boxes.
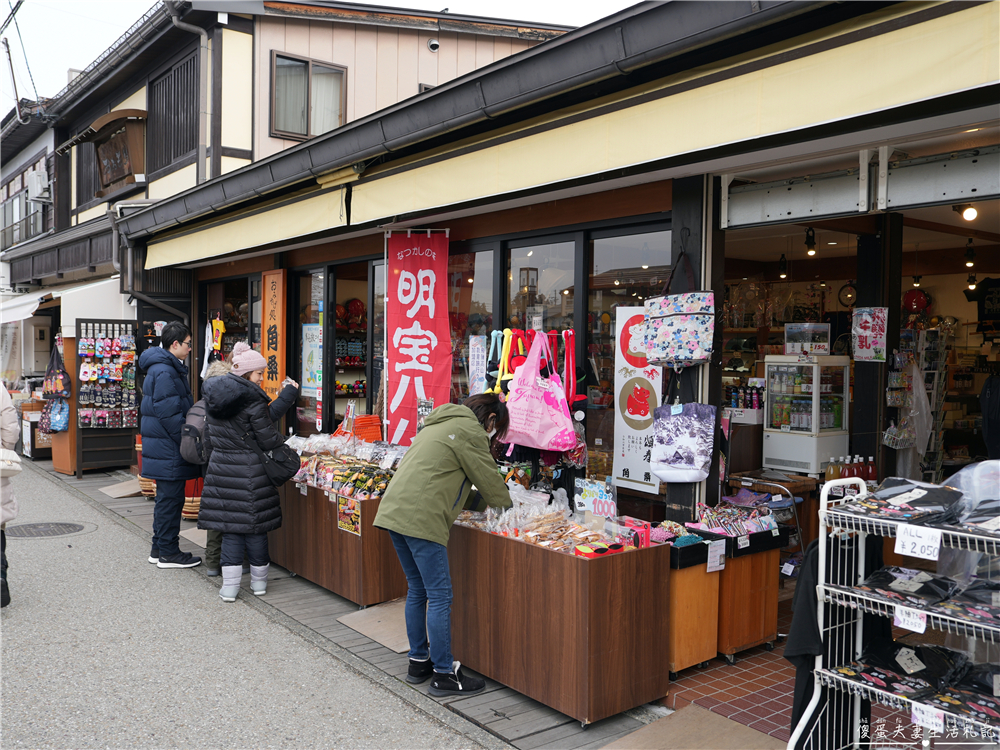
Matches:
[386,231,452,445]
[261,269,287,401]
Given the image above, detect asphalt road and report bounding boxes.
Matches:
[0,464,491,749]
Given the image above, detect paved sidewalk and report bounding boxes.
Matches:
[0,462,503,750]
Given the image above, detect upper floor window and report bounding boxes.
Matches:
[271,52,345,140]
[1,189,45,251]
[148,54,198,173]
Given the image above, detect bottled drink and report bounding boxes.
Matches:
[803,400,812,432]
[794,372,802,394]
[833,399,843,429]
[792,401,801,430]
[865,456,877,490]
[825,457,840,482]
[837,457,849,477]
[751,387,760,410]
[782,398,791,426]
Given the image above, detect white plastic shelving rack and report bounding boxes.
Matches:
[788,477,1000,750]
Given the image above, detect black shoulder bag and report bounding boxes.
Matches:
[242,427,301,486]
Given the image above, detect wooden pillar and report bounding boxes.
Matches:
[853,213,903,476]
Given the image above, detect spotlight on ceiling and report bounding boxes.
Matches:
[805,227,816,256]
[954,204,978,222]
[778,253,788,279]
[965,240,976,268]
[912,276,922,287]
[968,273,977,290]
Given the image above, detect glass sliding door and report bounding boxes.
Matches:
[448,250,494,403]
[294,269,325,435]
[507,239,575,333]
[332,261,370,419]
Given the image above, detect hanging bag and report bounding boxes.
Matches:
[49,398,70,433]
[0,447,21,478]
[650,401,717,482]
[503,332,577,452]
[644,234,714,369]
[241,429,300,487]
[42,346,72,399]
[38,400,53,434]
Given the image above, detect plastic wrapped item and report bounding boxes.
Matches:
[828,662,934,699]
[861,643,970,692]
[853,566,960,608]
[837,477,964,524]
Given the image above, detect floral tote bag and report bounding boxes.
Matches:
[644,248,714,369]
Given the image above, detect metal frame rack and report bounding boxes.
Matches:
[788,477,1000,749]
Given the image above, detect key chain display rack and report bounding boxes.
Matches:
[73,319,139,478]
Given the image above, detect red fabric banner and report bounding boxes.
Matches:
[385,232,452,445]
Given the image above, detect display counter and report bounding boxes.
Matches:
[667,543,719,676]
[448,524,671,726]
[268,483,407,607]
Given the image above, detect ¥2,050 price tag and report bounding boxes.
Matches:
[894,525,942,561]
[894,606,927,634]
[911,702,944,733]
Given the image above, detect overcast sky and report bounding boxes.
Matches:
[1,0,639,113]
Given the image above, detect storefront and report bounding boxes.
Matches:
[112,1,999,737]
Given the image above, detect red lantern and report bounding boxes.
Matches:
[903,289,928,313]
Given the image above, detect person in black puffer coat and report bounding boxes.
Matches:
[138,322,202,569]
[199,342,297,601]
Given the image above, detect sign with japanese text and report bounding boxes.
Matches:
[612,307,663,495]
[301,324,322,399]
[574,477,617,518]
[852,307,888,362]
[261,269,287,401]
[468,335,487,397]
[386,232,452,445]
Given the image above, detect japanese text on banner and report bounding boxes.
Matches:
[261,269,287,400]
[612,306,662,494]
[852,307,888,363]
[386,232,452,446]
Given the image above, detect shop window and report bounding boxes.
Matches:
[586,229,672,480]
[448,251,494,403]
[372,263,386,412]
[295,270,324,435]
[507,241,575,332]
[271,53,346,139]
[206,278,255,361]
[332,262,370,419]
[147,54,198,173]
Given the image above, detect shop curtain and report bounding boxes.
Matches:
[310,65,342,136]
[274,57,307,135]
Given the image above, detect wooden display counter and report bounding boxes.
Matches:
[667,544,719,675]
[717,548,780,662]
[268,484,407,607]
[449,525,671,726]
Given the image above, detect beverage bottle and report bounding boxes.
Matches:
[865,456,877,489]
[772,398,782,427]
[791,401,801,430]
[844,458,856,479]
[794,372,802,394]
[731,387,738,408]
[833,399,843,429]
[803,400,812,432]
[781,398,790,426]
[752,387,760,410]
[825,457,839,482]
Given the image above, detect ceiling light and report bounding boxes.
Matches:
[641,265,649,269]
[912,275,922,287]
[954,204,978,221]
[614,278,620,286]
[968,272,977,291]
[805,227,816,256]
[778,253,788,279]
[468,278,474,283]
[526,250,533,257]
[827,242,837,246]
[965,240,976,267]
[819,280,826,287]
[563,289,570,295]
[965,128,980,133]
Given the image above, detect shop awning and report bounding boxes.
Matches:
[144,187,346,270]
[0,294,43,324]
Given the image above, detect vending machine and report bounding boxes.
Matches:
[762,355,850,476]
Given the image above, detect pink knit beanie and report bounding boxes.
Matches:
[230,341,267,375]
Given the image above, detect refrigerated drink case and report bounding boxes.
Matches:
[762,355,850,476]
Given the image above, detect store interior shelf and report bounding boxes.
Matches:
[822,510,1000,556]
[815,669,1000,739]
[821,584,1000,644]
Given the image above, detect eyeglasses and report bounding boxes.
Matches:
[180,340,193,347]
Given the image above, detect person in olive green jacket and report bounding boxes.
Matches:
[374,393,511,698]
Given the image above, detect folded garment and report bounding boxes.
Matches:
[838,479,964,525]
[851,566,960,608]
[943,497,1000,538]
[922,687,1000,723]
[829,662,933,698]
[929,578,1000,627]
[722,488,770,507]
[957,663,1000,699]
[861,643,969,692]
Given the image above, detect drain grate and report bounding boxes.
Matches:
[6,522,86,538]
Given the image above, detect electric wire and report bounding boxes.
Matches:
[8,0,38,101]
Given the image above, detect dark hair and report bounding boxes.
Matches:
[463,393,509,441]
[161,321,192,350]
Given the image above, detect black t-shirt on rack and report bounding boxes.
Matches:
[964,277,1000,334]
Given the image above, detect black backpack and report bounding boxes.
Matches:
[180,399,210,465]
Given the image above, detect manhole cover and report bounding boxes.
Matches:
[6,522,86,538]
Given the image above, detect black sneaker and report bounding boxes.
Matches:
[157,552,202,569]
[406,658,434,685]
[1,579,9,608]
[148,546,159,564]
[428,662,485,697]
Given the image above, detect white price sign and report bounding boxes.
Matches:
[894,525,942,561]
[894,606,927,634]
[781,563,795,576]
[910,703,944,733]
[737,535,750,549]
[706,540,726,573]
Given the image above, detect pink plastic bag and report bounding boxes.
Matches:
[503,332,577,453]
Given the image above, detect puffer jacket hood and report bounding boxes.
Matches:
[203,373,267,421]
[421,402,481,430]
[205,360,231,380]
[138,345,187,375]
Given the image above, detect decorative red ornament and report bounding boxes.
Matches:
[903,289,928,313]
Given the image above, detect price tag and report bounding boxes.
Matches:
[980,515,1000,531]
[781,424,791,432]
[894,525,942,561]
[993,592,1000,607]
[781,563,795,576]
[299,483,307,496]
[772,528,780,537]
[733,409,745,418]
[737,535,750,549]
[910,703,944,733]
[671,404,683,415]
[894,606,927,634]
[742,479,754,487]
[594,438,603,446]
[895,647,926,675]
[706,540,726,573]
[889,578,924,593]
[993,673,999,697]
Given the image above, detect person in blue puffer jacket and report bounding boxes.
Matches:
[138,322,202,569]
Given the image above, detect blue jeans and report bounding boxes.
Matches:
[388,531,453,674]
[221,532,268,567]
[151,479,186,556]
